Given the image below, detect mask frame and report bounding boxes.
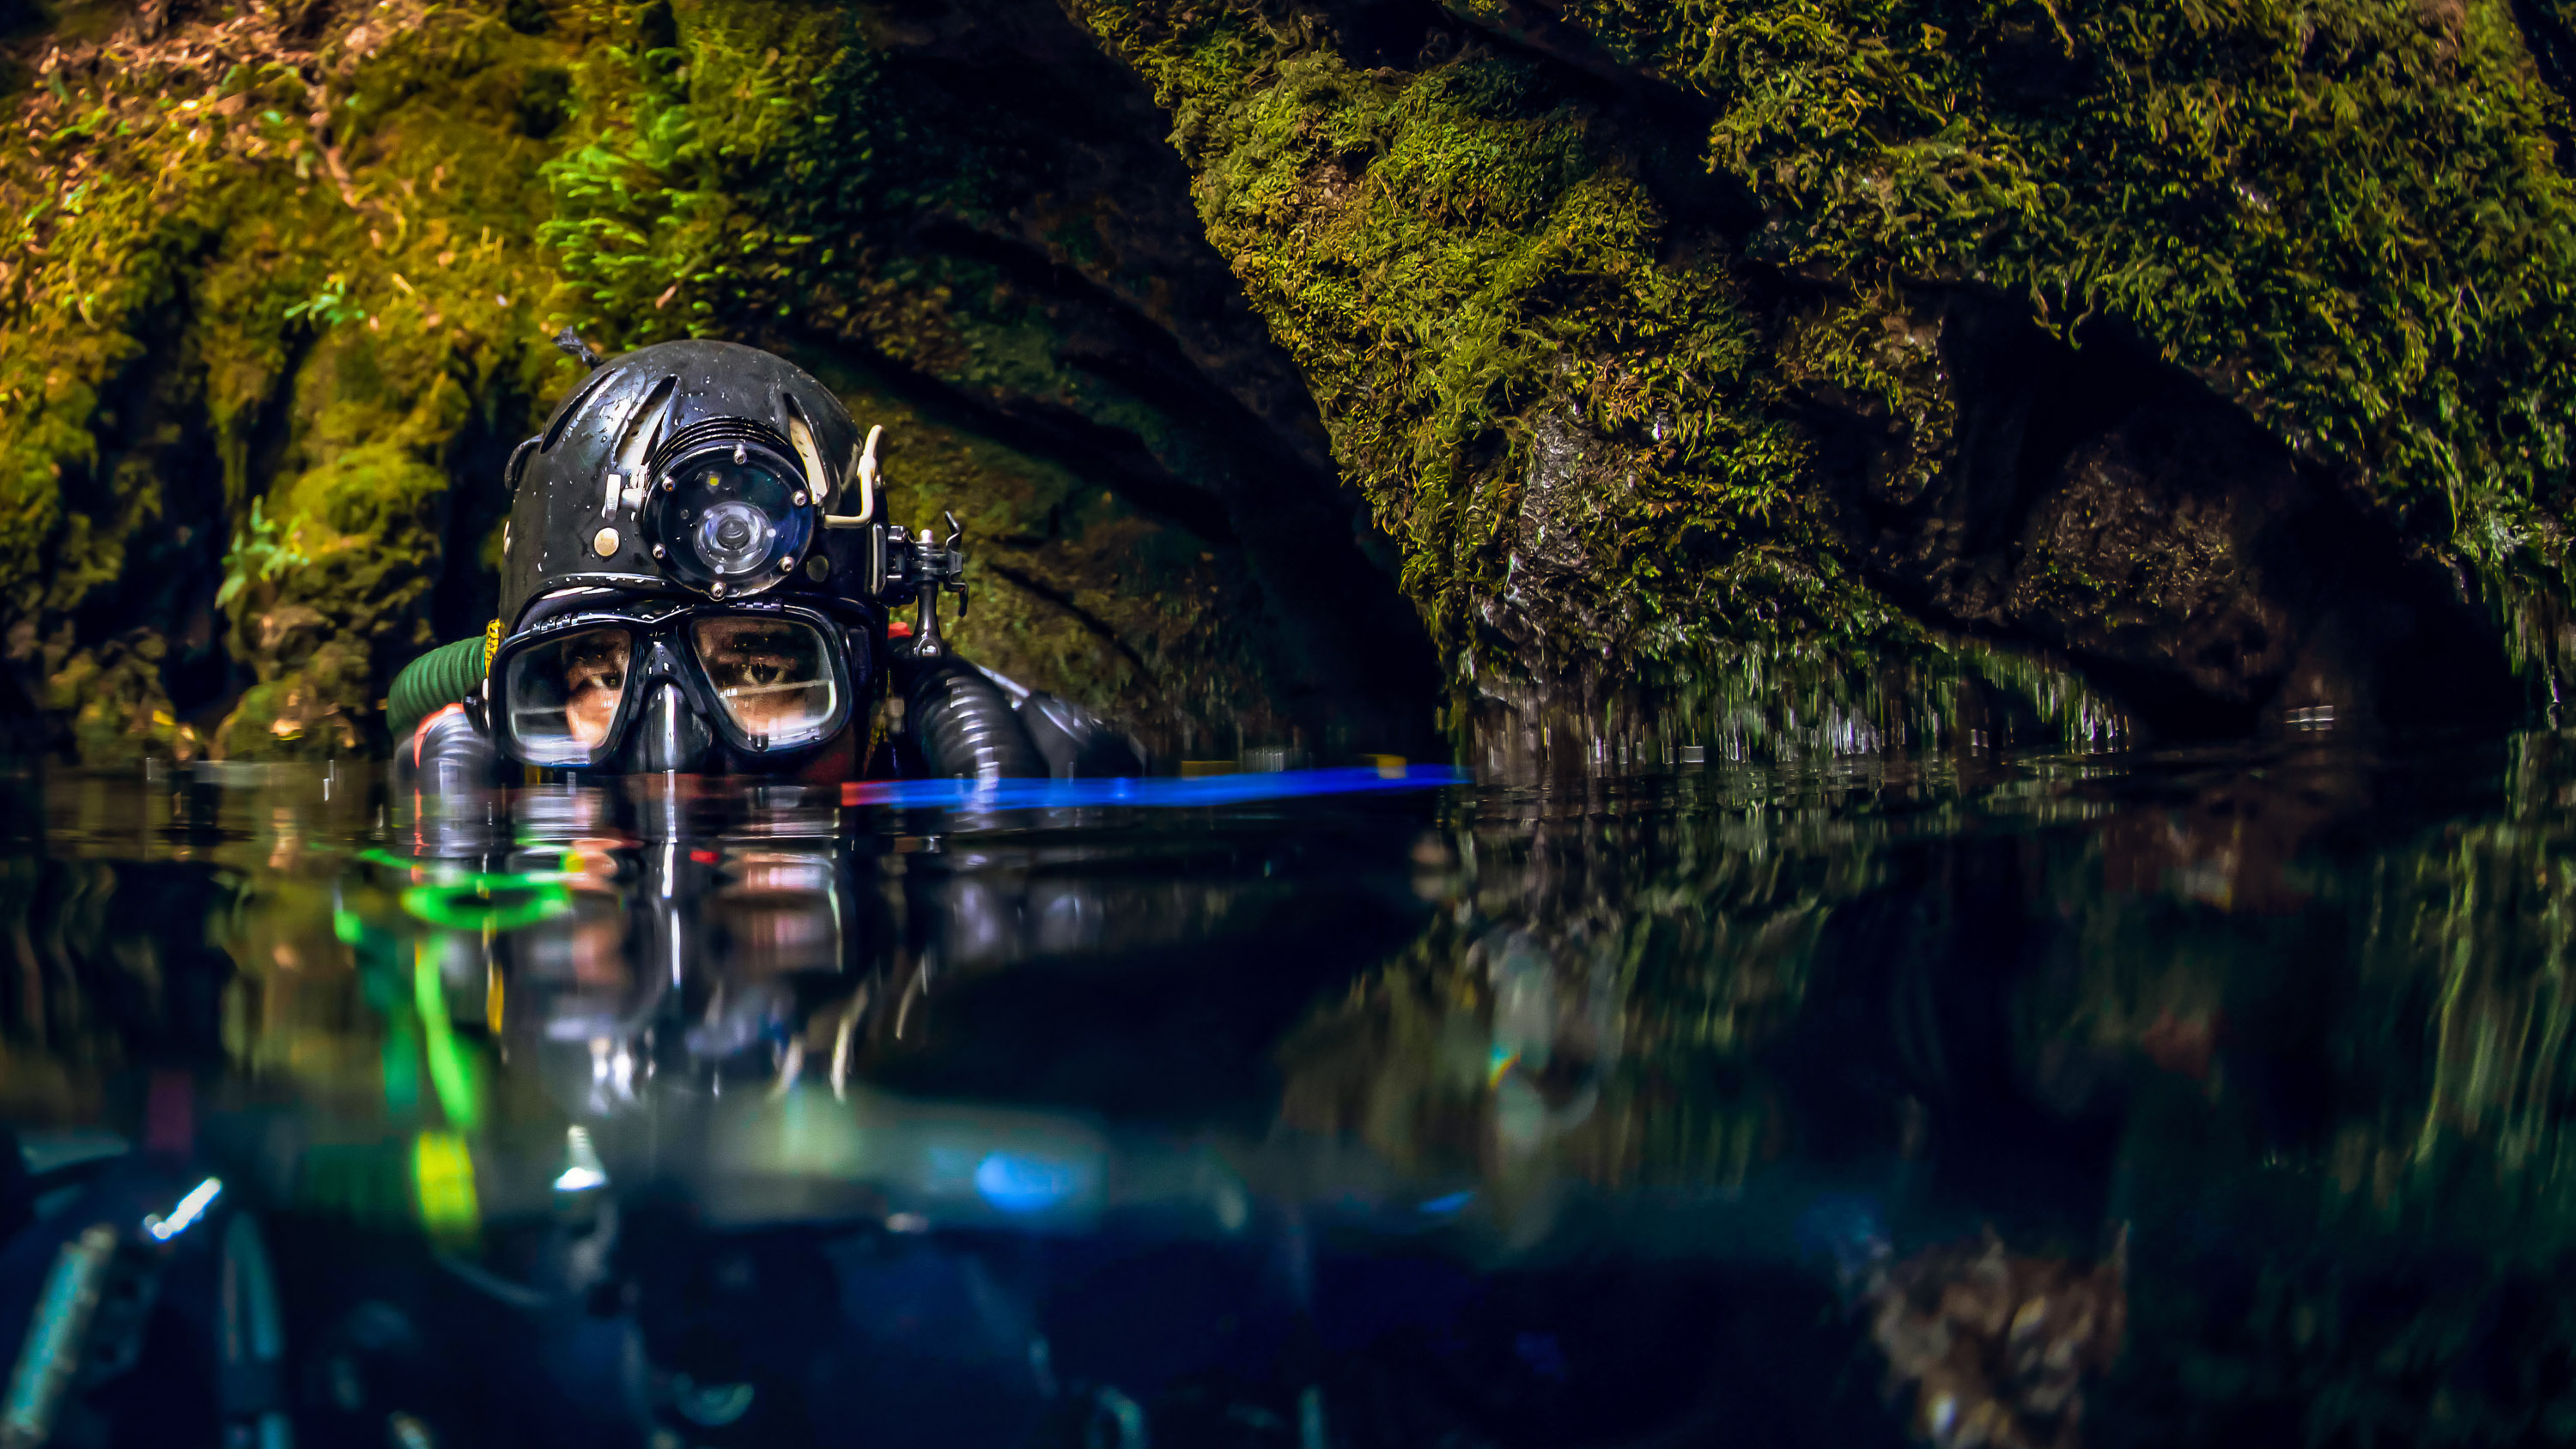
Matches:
[477,595,863,771]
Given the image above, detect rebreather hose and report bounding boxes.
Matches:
[386,628,495,742]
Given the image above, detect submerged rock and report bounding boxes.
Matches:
[1868,1229,2129,1449]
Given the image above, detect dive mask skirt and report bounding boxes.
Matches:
[486,597,855,769]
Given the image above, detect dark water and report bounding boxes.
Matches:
[5,738,2576,1448]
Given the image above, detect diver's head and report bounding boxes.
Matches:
[480,341,881,775]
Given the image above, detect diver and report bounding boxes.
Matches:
[386,336,1139,800]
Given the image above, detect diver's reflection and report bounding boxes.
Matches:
[459,783,1398,1121]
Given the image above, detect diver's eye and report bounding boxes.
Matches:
[505,626,635,762]
[688,616,839,745]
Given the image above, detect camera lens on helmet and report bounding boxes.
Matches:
[696,500,775,576]
[641,431,817,599]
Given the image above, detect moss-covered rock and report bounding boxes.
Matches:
[516,0,1445,755]
[0,0,592,760]
[0,0,1439,767]
[9,0,2576,773]
[1051,0,2576,765]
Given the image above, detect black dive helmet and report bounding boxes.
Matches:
[501,340,856,618]
[479,339,944,774]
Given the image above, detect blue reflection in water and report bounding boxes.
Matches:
[973,1152,1085,1215]
[844,766,1465,812]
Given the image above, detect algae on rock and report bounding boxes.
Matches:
[9,0,2576,771]
[0,0,1442,766]
[1069,0,2573,767]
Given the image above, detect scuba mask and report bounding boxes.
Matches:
[491,595,856,771]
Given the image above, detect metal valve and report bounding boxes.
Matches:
[867,512,969,658]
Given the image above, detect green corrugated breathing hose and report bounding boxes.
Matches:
[386,632,493,743]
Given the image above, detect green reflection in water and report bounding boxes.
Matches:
[397,876,572,934]
[410,939,483,1134]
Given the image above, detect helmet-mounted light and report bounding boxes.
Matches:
[639,420,818,600]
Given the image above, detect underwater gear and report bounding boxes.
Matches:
[386,335,1138,783]
[898,658,1048,782]
[495,340,965,625]
[392,703,512,855]
[387,634,495,743]
[500,339,860,621]
[495,337,973,633]
[0,1155,290,1449]
[875,514,969,661]
[924,661,1146,779]
[636,420,818,598]
[477,594,860,771]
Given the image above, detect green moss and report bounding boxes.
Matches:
[26,0,2427,764]
[1551,0,2576,609]
[1061,0,2576,749]
[1067,4,1912,734]
[0,0,624,759]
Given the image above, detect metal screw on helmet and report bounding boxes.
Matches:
[778,557,795,573]
[653,544,667,560]
[711,581,727,598]
[592,527,619,557]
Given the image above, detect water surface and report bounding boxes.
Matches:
[5,739,2574,1448]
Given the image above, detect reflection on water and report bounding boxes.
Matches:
[7,740,2576,1445]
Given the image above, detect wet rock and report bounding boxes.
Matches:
[1815,300,2524,741]
[8,0,2574,766]
[1868,1229,2128,1449]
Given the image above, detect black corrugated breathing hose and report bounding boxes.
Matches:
[905,658,1048,780]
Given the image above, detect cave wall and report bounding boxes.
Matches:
[0,0,1441,765]
[1072,0,2573,768]
[4,0,2576,771]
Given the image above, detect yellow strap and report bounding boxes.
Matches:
[482,619,502,676]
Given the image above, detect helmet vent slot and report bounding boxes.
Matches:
[538,362,625,453]
[611,375,678,484]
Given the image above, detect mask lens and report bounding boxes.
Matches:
[505,627,635,764]
[690,616,839,749]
